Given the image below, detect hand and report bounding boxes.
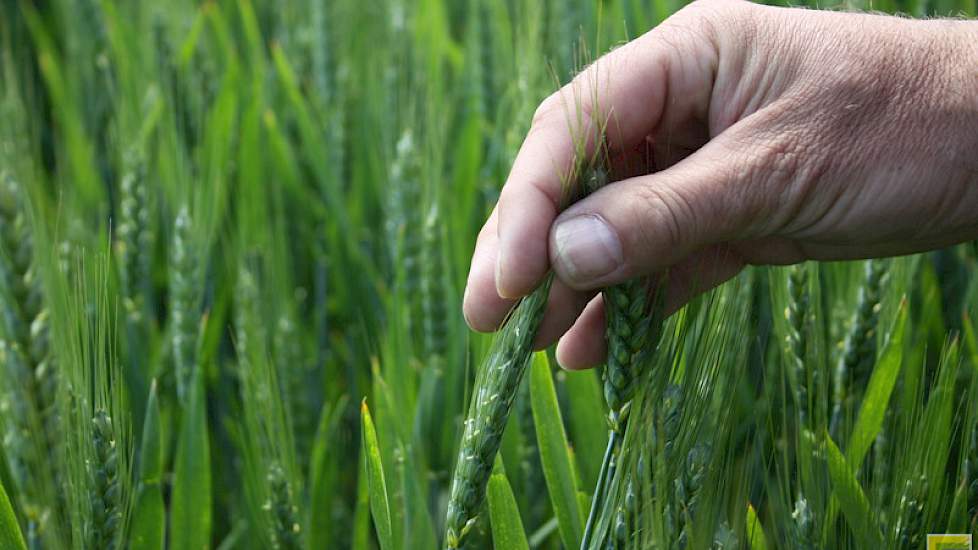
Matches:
[462,0,978,369]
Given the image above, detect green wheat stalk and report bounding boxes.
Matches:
[581,163,666,549]
[444,275,552,548]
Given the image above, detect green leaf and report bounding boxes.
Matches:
[398,443,437,550]
[846,300,907,470]
[488,467,530,550]
[369,367,406,546]
[361,400,394,550]
[171,371,212,550]
[948,480,969,533]
[919,261,947,356]
[0,468,25,550]
[961,314,978,371]
[0,442,21,533]
[130,380,165,550]
[563,368,606,489]
[825,434,881,548]
[352,455,371,550]
[529,352,584,549]
[745,503,768,550]
[919,339,962,500]
[308,398,346,548]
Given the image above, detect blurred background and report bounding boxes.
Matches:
[0,0,976,549]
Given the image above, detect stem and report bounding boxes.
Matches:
[581,429,619,550]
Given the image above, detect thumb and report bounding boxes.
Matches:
[548,136,784,289]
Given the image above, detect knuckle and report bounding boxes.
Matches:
[631,182,696,251]
[495,186,518,218]
[689,0,754,18]
[671,0,749,37]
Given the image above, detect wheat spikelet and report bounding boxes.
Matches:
[462,0,487,120]
[789,497,818,550]
[583,172,664,547]
[444,275,552,549]
[831,259,887,437]
[265,463,302,550]
[421,203,448,360]
[115,148,150,323]
[235,265,257,362]
[650,385,683,547]
[0,177,62,538]
[785,263,813,429]
[387,131,422,297]
[170,205,198,403]
[0,343,42,493]
[273,313,316,475]
[785,265,808,362]
[88,410,120,549]
[673,444,710,548]
[611,479,636,547]
[603,277,661,431]
[893,476,927,550]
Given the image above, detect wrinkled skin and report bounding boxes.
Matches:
[462,0,978,369]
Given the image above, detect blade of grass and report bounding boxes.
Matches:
[948,480,969,533]
[746,502,769,550]
[171,369,212,550]
[0,470,25,550]
[825,434,881,548]
[360,400,394,550]
[529,352,585,549]
[846,300,907,470]
[563,369,606,489]
[919,338,962,505]
[307,397,347,548]
[130,380,165,550]
[352,451,371,550]
[487,459,530,550]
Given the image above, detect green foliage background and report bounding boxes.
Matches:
[0,0,976,548]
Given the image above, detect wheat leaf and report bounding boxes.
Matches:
[488,461,530,550]
[825,433,881,548]
[846,299,907,470]
[130,381,165,550]
[361,400,394,550]
[171,370,212,550]
[530,352,585,549]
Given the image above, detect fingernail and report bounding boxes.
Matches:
[552,214,622,285]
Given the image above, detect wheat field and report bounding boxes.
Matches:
[0,0,976,549]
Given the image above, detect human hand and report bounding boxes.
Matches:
[462,0,978,369]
